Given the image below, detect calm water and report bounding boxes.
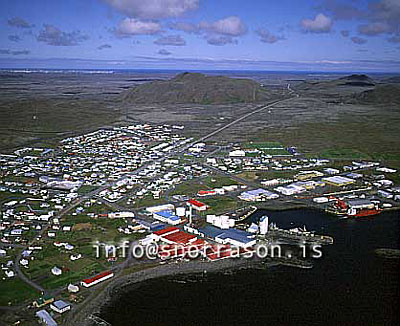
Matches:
[101,209,400,326]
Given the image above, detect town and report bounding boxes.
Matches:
[1,123,399,326]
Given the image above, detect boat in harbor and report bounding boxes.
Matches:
[263,223,334,245]
[326,198,381,218]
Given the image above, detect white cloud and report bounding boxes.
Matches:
[351,36,368,44]
[301,13,333,33]
[102,0,199,19]
[158,49,171,55]
[115,18,162,36]
[154,35,186,46]
[37,25,89,46]
[256,28,284,44]
[168,21,200,34]
[206,35,238,46]
[358,22,390,36]
[199,16,247,36]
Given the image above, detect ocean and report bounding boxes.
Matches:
[100,209,400,326]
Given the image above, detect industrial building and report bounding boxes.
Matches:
[206,215,235,229]
[153,210,182,225]
[81,271,114,288]
[199,225,256,248]
[146,204,175,213]
[35,310,57,326]
[187,199,208,211]
[238,188,279,201]
[150,226,208,260]
[322,176,356,187]
[295,170,324,181]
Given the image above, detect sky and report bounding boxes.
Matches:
[0,0,399,72]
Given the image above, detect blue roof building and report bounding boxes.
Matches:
[153,210,181,225]
[199,225,256,248]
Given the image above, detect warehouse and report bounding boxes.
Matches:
[151,226,208,259]
[238,188,279,201]
[322,176,356,187]
[81,271,114,288]
[146,204,175,213]
[295,170,324,181]
[199,225,256,248]
[206,215,235,229]
[151,226,197,245]
[187,199,208,211]
[36,310,57,326]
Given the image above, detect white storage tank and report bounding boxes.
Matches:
[176,207,186,217]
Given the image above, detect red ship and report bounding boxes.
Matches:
[326,198,382,218]
[347,207,382,217]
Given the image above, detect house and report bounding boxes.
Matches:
[33,295,54,308]
[50,300,71,314]
[10,229,23,236]
[5,270,15,278]
[377,190,393,199]
[51,266,62,276]
[36,310,57,326]
[67,284,80,293]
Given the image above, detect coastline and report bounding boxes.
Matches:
[65,258,277,326]
[64,207,400,326]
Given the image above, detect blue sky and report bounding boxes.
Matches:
[0,0,399,71]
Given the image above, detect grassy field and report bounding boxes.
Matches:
[244,141,290,156]
[201,196,240,215]
[77,185,99,194]
[22,211,136,290]
[134,195,167,209]
[320,148,371,160]
[0,278,39,306]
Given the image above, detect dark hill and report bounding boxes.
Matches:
[295,74,375,98]
[122,72,272,104]
[355,84,400,104]
[383,76,400,84]
[338,74,375,86]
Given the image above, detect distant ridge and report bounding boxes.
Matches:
[355,84,400,104]
[338,74,375,86]
[121,72,272,104]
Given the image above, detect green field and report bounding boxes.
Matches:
[245,141,284,149]
[201,196,240,215]
[320,148,371,160]
[134,195,167,208]
[0,278,39,306]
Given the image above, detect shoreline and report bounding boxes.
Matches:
[62,207,399,326]
[65,257,280,326]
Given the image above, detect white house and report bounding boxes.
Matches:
[50,300,71,314]
[51,266,62,276]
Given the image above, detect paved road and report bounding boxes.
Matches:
[187,97,293,147]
